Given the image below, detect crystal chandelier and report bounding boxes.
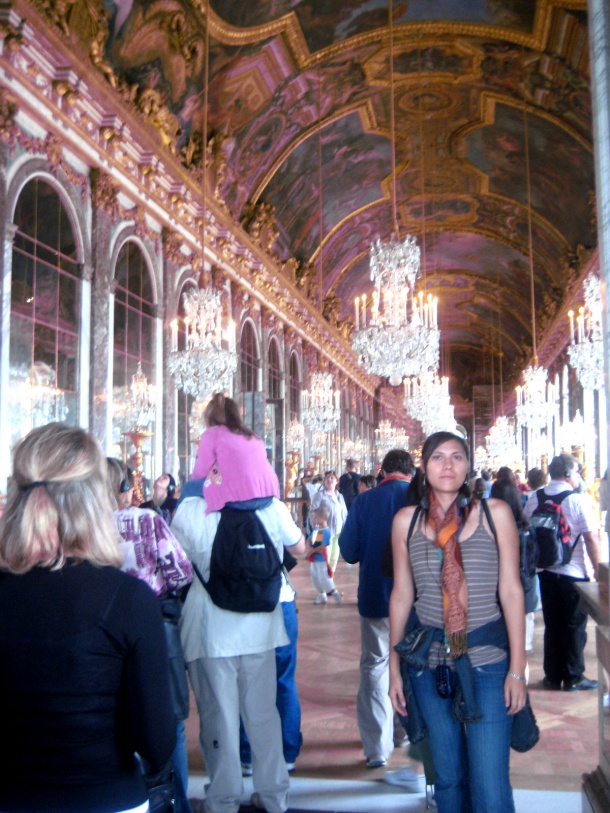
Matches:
[557,408,585,453]
[129,361,156,429]
[403,370,449,424]
[374,420,409,458]
[350,8,440,387]
[302,372,340,434]
[168,288,237,399]
[486,416,520,469]
[287,420,305,451]
[310,431,328,457]
[516,105,555,437]
[343,437,365,461]
[515,364,555,433]
[352,237,440,386]
[421,400,456,437]
[567,272,604,390]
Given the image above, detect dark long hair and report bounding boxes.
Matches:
[204,392,254,438]
[490,479,524,525]
[421,431,472,514]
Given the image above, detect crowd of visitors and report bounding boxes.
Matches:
[0,408,604,813]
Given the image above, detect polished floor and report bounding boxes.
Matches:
[185,559,600,811]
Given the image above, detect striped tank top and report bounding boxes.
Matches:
[409,503,507,668]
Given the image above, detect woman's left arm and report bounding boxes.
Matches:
[487,497,527,714]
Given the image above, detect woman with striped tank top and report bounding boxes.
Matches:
[388,431,527,813]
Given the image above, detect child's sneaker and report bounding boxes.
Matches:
[314,593,327,604]
[331,590,343,604]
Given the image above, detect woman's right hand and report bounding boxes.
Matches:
[388,661,407,716]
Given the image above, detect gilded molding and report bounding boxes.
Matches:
[0,0,378,398]
[0,88,18,147]
[240,201,280,256]
[162,228,186,267]
[90,168,120,222]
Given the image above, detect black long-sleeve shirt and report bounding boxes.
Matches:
[0,561,176,813]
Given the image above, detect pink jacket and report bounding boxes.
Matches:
[190,424,280,513]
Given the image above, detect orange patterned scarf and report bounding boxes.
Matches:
[428,491,468,656]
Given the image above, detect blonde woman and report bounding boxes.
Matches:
[0,423,175,813]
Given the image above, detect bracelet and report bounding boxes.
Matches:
[508,671,527,683]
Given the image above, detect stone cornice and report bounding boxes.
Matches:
[0,0,378,397]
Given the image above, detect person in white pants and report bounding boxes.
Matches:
[172,491,305,813]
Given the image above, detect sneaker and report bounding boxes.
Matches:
[382,766,426,793]
[240,761,253,777]
[331,590,343,604]
[314,593,327,604]
[366,756,387,769]
[563,676,599,691]
[542,676,561,691]
[285,761,295,772]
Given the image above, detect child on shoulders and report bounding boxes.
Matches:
[190,392,280,514]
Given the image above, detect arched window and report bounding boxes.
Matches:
[240,321,258,393]
[240,320,261,435]
[268,338,281,400]
[112,241,156,492]
[176,282,197,484]
[289,352,301,421]
[266,337,283,480]
[9,178,80,445]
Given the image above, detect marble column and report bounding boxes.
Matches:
[89,206,116,453]
[583,1,610,809]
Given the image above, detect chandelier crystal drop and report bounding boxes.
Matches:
[515,365,555,433]
[301,373,341,434]
[567,273,604,391]
[168,288,237,399]
[352,233,440,387]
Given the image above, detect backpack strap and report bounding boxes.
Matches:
[192,561,206,588]
[480,499,497,542]
[406,505,423,549]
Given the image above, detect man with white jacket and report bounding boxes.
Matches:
[172,488,304,813]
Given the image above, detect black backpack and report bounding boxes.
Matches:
[195,506,282,613]
[529,489,581,569]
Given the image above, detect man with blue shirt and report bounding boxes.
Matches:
[339,449,416,769]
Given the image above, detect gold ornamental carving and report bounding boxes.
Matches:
[0,89,19,147]
[0,18,24,52]
[162,228,186,266]
[240,201,279,256]
[90,168,120,222]
[135,88,182,153]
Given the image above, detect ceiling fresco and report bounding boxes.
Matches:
[100,0,594,403]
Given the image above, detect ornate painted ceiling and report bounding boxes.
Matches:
[51,1,598,402]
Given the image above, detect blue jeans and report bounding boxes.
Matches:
[241,600,303,763]
[172,719,192,813]
[409,660,515,813]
